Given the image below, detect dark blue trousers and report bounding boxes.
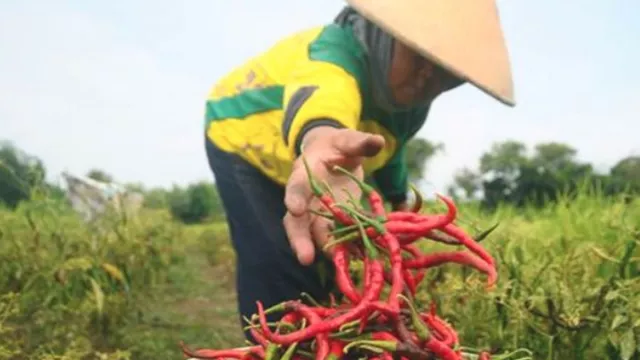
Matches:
[204,138,336,341]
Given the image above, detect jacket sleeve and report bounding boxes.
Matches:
[281,57,363,157]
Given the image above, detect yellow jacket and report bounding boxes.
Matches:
[204,24,430,204]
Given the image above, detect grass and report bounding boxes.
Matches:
[1,187,639,359]
[115,241,243,359]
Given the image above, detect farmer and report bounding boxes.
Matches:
[203,0,515,339]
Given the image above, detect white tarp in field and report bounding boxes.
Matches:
[61,171,144,222]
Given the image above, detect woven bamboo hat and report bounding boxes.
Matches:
[346,0,516,106]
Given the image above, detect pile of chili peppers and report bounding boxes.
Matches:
[180,160,499,360]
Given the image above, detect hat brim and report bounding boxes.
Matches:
[346,0,516,107]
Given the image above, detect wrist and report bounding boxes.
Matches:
[295,119,345,156]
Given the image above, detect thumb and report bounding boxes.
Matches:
[332,129,385,158]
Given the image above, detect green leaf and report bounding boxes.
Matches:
[605,290,622,303]
[612,315,629,331]
[513,245,525,264]
[60,257,93,272]
[89,277,105,317]
[620,329,636,360]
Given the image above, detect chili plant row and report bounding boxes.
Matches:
[179,159,510,360]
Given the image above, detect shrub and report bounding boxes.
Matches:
[0,193,188,359]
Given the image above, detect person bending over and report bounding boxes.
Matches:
[202,0,516,340]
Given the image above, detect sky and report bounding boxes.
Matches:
[1,0,638,195]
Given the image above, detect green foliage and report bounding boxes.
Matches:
[168,189,639,360]
[2,135,639,359]
[0,190,189,359]
[611,156,640,180]
[609,156,640,195]
[86,169,114,183]
[3,188,639,359]
[142,187,171,209]
[411,190,640,359]
[404,137,445,183]
[450,168,481,200]
[166,181,224,224]
[0,141,47,209]
[448,140,638,209]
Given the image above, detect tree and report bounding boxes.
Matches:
[608,156,640,195]
[476,140,528,207]
[531,142,578,173]
[86,169,114,183]
[452,167,481,200]
[610,156,640,182]
[479,140,528,178]
[0,141,47,208]
[404,138,445,183]
[465,140,599,209]
[167,182,224,224]
[143,187,170,209]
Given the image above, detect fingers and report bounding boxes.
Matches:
[283,211,316,265]
[284,160,314,217]
[332,129,385,158]
[283,128,384,266]
[285,129,382,217]
[311,215,335,257]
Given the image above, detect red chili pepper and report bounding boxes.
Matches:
[333,244,362,304]
[241,348,266,360]
[301,157,354,226]
[353,331,399,342]
[357,257,374,335]
[441,223,495,268]
[280,312,301,326]
[312,307,338,317]
[424,337,459,360]
[403,250,497,288]
[387,194,457,224]
[402,244,426,290]
[413,269,426,288]
[326,339,346,360]
[333,166,386,218]
[257,259,385,345]
[342,339,439,359]
[265,301,331,360]
[363,257,371,293]
[402,268,418,295]
[398,293,430,343]
[179,342,263,360]
[422,313,458,347]
[182,166,501,360]
[336,208,386,335]
[377,231,404,313]
[249,327,269,347]
[328,196,457,246]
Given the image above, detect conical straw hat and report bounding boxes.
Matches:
[346,0,516,106]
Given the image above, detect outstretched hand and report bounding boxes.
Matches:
[283,127,385,265]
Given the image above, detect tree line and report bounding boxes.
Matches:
[446,140,639,209]
[1,138,638,223]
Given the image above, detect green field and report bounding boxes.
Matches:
[1,189,638,360]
